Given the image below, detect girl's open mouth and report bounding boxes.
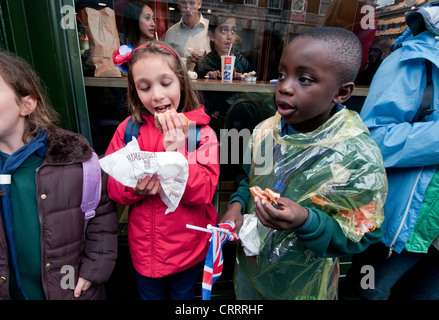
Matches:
[155,105,171,113]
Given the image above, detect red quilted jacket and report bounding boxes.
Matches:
[106,106,219,277]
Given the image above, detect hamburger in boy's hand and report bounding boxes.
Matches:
[250,186,280,205]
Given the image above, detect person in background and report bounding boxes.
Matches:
[106,41,219,300]
[194,10,251,80]
[165,0,210,70]
[244,29,283,81]
[0,50,118,300]
[339,2,439,300]
[355,35,394,85]
[120,0,156,47]
[220,27,387,300]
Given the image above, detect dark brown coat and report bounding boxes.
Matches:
[0,127,118,300]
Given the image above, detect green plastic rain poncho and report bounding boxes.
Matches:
[234,107,387,300]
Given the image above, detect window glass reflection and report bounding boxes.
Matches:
[75,0,431,221]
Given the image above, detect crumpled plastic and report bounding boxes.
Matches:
[99,137,189,214]
[238,214,260,256]
[235,108,388,299]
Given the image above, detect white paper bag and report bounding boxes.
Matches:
[238,214,260,256]
[99,138,189,214]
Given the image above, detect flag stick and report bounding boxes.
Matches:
[207,224,233,235]
[186,224,211,234]
[186,224,234,236]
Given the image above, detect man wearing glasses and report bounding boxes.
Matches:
[165,0,211,70]
[355,35,394,85]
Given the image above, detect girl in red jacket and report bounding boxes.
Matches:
[106,41,219,300]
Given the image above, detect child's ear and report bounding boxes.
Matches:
[333,82,354,104]
[19,95,37,116]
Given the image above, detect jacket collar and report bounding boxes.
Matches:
[398,30,439,69]
[45,127,93,164]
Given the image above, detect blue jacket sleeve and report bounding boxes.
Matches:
[360,46,439,168]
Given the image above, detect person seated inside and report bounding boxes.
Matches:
[355,35,394,85]
[120,0,156,47]
[194,11,251,80]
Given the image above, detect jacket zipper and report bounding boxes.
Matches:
[150,134,162,278]
[35,165,48,299]
[388,167,424,258]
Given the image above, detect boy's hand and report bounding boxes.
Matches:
[219,201,243,239]
[188,50,206,64]
[254,197,308,231]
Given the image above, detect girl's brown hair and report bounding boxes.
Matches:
[0,50,60,143]
[126,40,202,123]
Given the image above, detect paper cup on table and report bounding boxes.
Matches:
[221,55,235,82]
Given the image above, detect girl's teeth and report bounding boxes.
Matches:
[157,106,169,112]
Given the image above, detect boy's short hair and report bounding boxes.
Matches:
[296,27,362,84]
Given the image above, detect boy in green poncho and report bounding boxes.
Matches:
[220,26,388,300]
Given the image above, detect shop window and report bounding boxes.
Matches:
[268,0,283,8]
[76,0,426,229]
[67,0,436,300]
[244,0,258,6]
[319,0,332,15]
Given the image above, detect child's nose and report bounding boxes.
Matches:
[278,78,294,95]
[151,86,165,100]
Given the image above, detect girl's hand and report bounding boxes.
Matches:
[233,70,243,80]
[74,277,92,298]
[161,112,189,151]
[206,70,221,79]
[254,197,309,231]
[134,174,161,195]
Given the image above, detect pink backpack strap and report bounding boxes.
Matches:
[81,152,102,235]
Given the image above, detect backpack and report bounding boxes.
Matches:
[81,152,101,236]
[123,115,202,151]
[412,59,434,122]
[394,4,437,123]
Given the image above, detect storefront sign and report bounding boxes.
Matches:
[291,0,307,24]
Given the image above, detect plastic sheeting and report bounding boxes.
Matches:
[234,108,387,300]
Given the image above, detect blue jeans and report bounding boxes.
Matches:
[339,242,439,300]
[134,262,202,300]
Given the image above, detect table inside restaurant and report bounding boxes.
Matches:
[84,76,369,157]
[84,77,369,96]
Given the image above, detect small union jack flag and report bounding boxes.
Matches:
[201,222,237,300]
